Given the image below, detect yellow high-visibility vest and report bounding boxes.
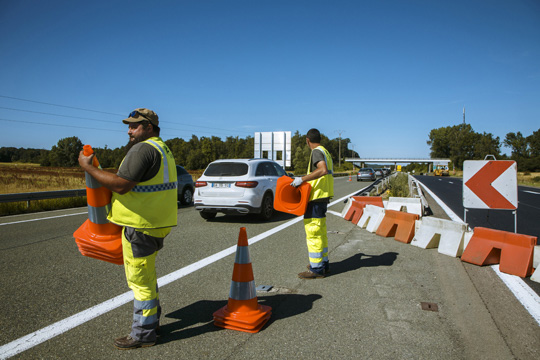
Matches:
[108,137,178,229]
[307,145,334,201]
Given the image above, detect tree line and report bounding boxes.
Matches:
[0,131,357,173]
[5,125,537,172]
[427,124,540,171]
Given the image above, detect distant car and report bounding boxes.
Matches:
[374,168,384,178]
[176,165,195,205]
[357,168,376,181]
[382,168,390,176]
[193,158,287,221]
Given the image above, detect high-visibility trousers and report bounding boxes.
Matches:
[122,227,167,343]
[303,201,329,273]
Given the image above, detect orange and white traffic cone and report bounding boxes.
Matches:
[73,145,123,265]
[348,174,352,181]
[213,227,272,333]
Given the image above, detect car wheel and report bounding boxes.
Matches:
[200,211,216,220]
[180,187,193,205]
[258,193,274,221]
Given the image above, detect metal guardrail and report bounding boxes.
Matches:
[0,173,351,205]
[0,189,87,204]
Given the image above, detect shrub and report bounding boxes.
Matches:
[387,173,410,197]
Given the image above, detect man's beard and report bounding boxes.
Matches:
[125,135,145,154]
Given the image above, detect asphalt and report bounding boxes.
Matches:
[3,177,540,359]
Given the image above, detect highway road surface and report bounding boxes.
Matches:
[1,175,539,359]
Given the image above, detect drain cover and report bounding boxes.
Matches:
[420,302,439,312]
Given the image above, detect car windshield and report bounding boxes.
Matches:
[204,162,249,176]
[360,169,372,173]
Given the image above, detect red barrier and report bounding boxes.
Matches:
[376,209,419,243]
[343,196,384,225]
[461,227,536,278]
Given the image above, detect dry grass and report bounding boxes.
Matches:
[1,163,90,216]
[0,163,202,216]
[0,163,86,194]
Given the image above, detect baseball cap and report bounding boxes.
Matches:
[123,108,159,126]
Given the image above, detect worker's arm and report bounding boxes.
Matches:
[301,159,328,183]
[78,151,137,195]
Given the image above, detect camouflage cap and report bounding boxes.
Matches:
[123,108,159,126]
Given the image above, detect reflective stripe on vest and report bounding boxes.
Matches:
[131,139,178,192]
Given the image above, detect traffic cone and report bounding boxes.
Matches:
[213,227,272,333]
[348,174,352,181]
[273,176,311,216]
[73,145,123,265]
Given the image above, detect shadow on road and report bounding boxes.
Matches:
[160,293,322,343]
[329,251,399,276]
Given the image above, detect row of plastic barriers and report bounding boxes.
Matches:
[341,196,540,282]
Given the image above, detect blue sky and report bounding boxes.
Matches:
[1,0,539,159]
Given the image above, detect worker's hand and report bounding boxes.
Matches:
[291,177,303,187]
[78,150,94,171]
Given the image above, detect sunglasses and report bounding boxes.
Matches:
[128,111,151,122]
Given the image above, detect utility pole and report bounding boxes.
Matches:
[463,106,465,124]
[336,130,345,168]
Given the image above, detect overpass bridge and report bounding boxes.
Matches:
[345,157,451,172]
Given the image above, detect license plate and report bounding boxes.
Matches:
[212,183,231,188]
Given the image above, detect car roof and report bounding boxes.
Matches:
[208,158,278,164]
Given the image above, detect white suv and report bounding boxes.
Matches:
[194,159,288,221]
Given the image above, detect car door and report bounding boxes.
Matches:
[256,162,278,193]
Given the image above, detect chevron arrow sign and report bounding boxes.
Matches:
[463,160,518,210]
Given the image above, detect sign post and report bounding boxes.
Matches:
[462,156,518,232]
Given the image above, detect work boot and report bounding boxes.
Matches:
[298,269,325,279]
[114,335,155,350]
[307,265,330,274]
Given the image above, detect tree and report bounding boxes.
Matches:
[473,132,501,160]
[504,132,529,159]
[527,129,540,157]
[48,137,84,167]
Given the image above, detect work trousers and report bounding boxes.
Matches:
[303,201,329,274]
[122,227,164,343]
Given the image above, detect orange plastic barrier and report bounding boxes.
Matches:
[376,209,419,243]
[213,227,272,333]
[273,176,312,216]
[461,227,536,278]
[343,196,384,225]
[73,145,123,265]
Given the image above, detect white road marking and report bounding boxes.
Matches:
[0,212,87,226]
[523,190,540,195]
[0,187,366,359]
[414,177,540,327]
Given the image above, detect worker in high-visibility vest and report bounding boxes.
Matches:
[291,128,334,279]
[78,108,177,350]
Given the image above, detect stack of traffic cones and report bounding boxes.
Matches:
[73,145,123,265]
[213,227,272,333]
